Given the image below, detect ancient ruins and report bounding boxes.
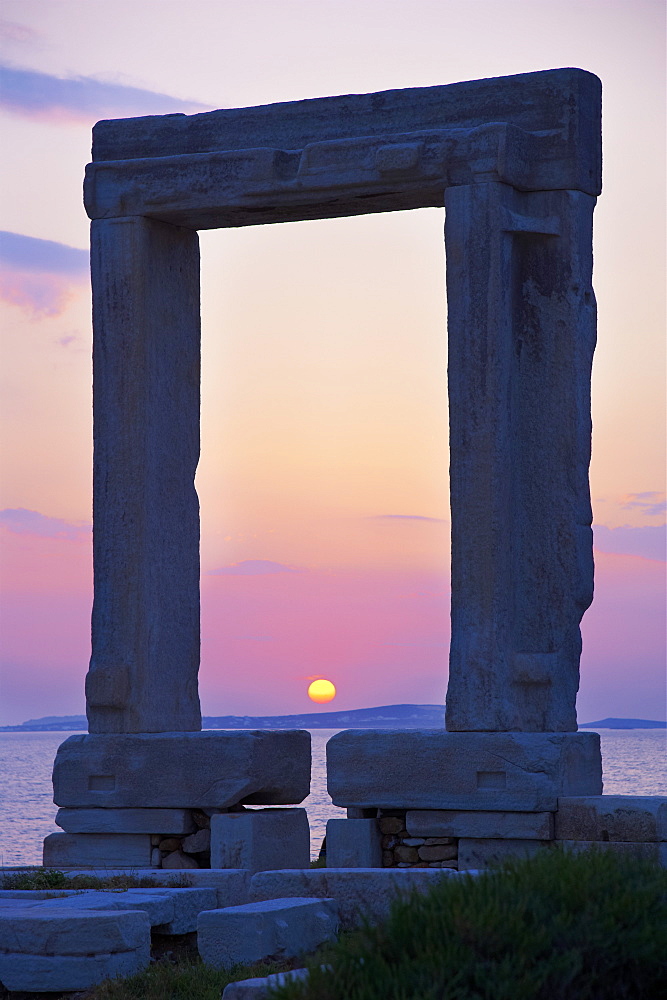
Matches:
[3,65,664,995]
[47,66,608,872]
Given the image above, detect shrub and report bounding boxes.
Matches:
[272,848,667,1000]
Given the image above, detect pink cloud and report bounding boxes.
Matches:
[621,492,666,518]
[0,508,90,540]
[0,231,89,317]
[593,523,666,562]
[0,63,210,124]
[209,559,300,576]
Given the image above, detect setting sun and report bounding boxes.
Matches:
[307,679,337,704]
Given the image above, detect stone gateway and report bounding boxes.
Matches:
[46,68,607,875]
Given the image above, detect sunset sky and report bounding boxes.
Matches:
[0,0,664,726]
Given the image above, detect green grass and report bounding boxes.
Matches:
[1,869,191,891]
[271,848,667,1000]
[76,955,298,1000]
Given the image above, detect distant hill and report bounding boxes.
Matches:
[0,704,444,732]
[579,718,666,730]
[2,707,664,732]
[203,704,446,729]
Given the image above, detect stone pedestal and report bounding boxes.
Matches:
[327,730,602,812]
[210,810,310,873]
[45,731,311,870]
[53,731,310,809]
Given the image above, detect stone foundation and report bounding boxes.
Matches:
[324,796,667,871]
[45,731,311,870]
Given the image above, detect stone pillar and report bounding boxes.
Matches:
[85,216,201,733]
[445,182,597,732]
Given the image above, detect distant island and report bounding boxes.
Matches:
[1,706,665,732]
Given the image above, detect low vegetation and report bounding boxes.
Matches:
[4,851,665,998]
[273,848,667,1000]
[1,869,191,891]
[73,956,297,1000]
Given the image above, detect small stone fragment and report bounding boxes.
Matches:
[403,838,425,847]
[158,838,182,852]
[423,837,455,846]
[418,844,458,862]
[151,835,161,846]
[394,846,419,863]
[382,851,395,867]
[151,848,161,867]
[182,828,210,854]
[379,817,405,836]
[381,835,398,849]
[192,810,211,829]
[162,850,200,869]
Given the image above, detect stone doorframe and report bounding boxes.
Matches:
[83,68,601,736]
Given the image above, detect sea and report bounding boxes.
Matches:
[0,728,665,867]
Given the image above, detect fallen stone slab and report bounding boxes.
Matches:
[52,730,311,808]
[148,886,218,933]
[43,832,153,868]
[198,896,338,969]
[38,867,251,907]
[326,818,382,867]
[559,841,667,866]
[32,889,175,926]
[250,868,459,928]
[555,796,667,842]
[327,730,602,811]
[55,806,196,834]
[458,838,550,870]
[210,809,310,872]
[406,809,554,840]
[222,967,310,999]
[0,906,150,993]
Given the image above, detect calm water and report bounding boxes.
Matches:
[0,728,665,866]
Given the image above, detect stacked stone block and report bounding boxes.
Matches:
[44,731,311,871]
[326,796,667,871]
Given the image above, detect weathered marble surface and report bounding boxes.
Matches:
[52,731,311,808]
[90,68,601,195]
[327,730,602,811]
[86,215,201,734]
[43,832,152,868]
[458,838,549,870]
[445,183,596,731]
[555,796,667,842]
[326,818,382,868]
[406,809,554,840]
[0,907,150,992]
[55,807,196,834]
[250,868,460,929]
[197,897,339,969]
[210,809,310,873]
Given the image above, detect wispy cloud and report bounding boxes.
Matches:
[0,20,38,44]
[0,508,90,540]
[593,524,666,563]
[621,492,666,518]
[0,63,210,124]
[0,230,88,317]
[209,559,300,576]
[367,514,447,523]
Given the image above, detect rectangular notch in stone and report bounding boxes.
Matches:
[88,774,116,791]
[477,771,506,790]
